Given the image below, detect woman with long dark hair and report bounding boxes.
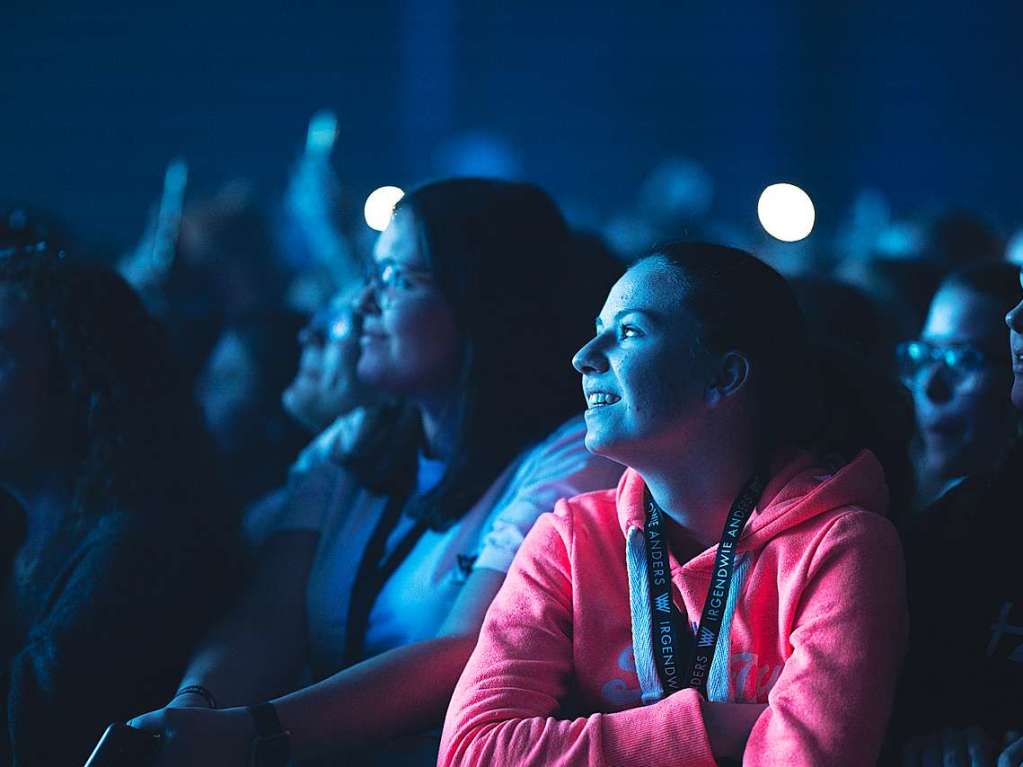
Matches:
[440,242,913,766]
[0,231,241,764]
[131,179,623,765]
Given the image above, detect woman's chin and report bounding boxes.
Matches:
[355,358,389,390]
[1012,376,1023,412]
[583,428,620,461]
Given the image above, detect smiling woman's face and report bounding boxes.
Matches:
[571,258,710,466]
[355,209,462,401]
[913,284,1014,479]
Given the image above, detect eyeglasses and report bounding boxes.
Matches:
[366,261,434,308]
[895,339,997,391]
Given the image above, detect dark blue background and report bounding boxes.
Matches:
[3,1,1021,247]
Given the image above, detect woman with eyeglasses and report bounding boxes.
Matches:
[440,242,914,766]
[129,178,623,766]
[890,266,1023,766]
[896,262,1022,509]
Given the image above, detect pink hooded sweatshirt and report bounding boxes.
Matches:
[440,450,907,766]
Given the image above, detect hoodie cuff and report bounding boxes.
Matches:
[601,689,717,767]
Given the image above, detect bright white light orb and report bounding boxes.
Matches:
[364,186,405,231]
[757,183,815,242]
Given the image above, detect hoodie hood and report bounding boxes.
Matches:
[615,449,889,568]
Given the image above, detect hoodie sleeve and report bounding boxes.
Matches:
[439,501,718,767]
[743,509,908,766]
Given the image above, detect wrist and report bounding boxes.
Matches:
[168,692,210,709]
[247,701,291,767]
[172,684,217,709]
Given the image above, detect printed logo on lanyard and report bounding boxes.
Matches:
[644,471,767,700]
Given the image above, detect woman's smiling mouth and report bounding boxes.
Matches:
[586,392,621,408]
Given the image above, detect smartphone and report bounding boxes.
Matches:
[83,723,161,767]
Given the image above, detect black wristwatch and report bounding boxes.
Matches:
[247,701,291,767]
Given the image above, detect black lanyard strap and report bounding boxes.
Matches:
[343,493,429,666]
[643,498,690,695]
[644,470,767,700]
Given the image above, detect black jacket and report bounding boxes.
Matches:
[891,440,1023,746]
[1,505,242,766]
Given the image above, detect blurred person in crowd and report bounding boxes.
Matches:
[196,311,309,511]
[1007,229,1023,267]
[276,112,367,314]
[892,266,1023,767]
[790,276,893,367]
[920,212,1002,270]
[0,206,72,259]
[124,183,293,385]
[601,158,716,262]
[833,188,892,267]
[836,210,1001,346]
[636,157,714,236]
[440,243,913,766]
[130,178,624,766]
[281,290,369,437]
[244,288,403,550]
[897,263,1021,509]
[175,184,289,322]
[838,256,942,345]
[0,235,242,765]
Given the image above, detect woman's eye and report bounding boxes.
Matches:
[384,266,414,291]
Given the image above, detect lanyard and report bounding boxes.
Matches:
[644,470,767,699]
[343,493,429,666]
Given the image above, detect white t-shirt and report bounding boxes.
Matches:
[248,415,622,678]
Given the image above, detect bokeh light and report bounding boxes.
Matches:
[757,183,815,242]
[364,186,405,231]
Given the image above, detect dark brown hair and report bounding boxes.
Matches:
[351,178,584,530]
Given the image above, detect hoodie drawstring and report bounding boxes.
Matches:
[626,525,751,704]
[626,526,664,704]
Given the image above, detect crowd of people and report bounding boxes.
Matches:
[1,154,1021,767]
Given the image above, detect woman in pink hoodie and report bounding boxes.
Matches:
[440,243,913,766]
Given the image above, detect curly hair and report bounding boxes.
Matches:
[0,249,225,520]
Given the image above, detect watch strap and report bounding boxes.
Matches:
[247,702,290,767]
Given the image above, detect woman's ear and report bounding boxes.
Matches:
[705,351,751,407]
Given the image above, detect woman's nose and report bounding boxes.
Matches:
[920,362,953,405]
[572,336,608,374]
[354,281,381,316]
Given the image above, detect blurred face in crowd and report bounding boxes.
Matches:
[283,294,365,433]
[905,284,1015,480]
[356,209,461,403]
[196,330,260,452]
[0,286,51,472]
[572,258,712,469]
[1006,269,1023,411]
